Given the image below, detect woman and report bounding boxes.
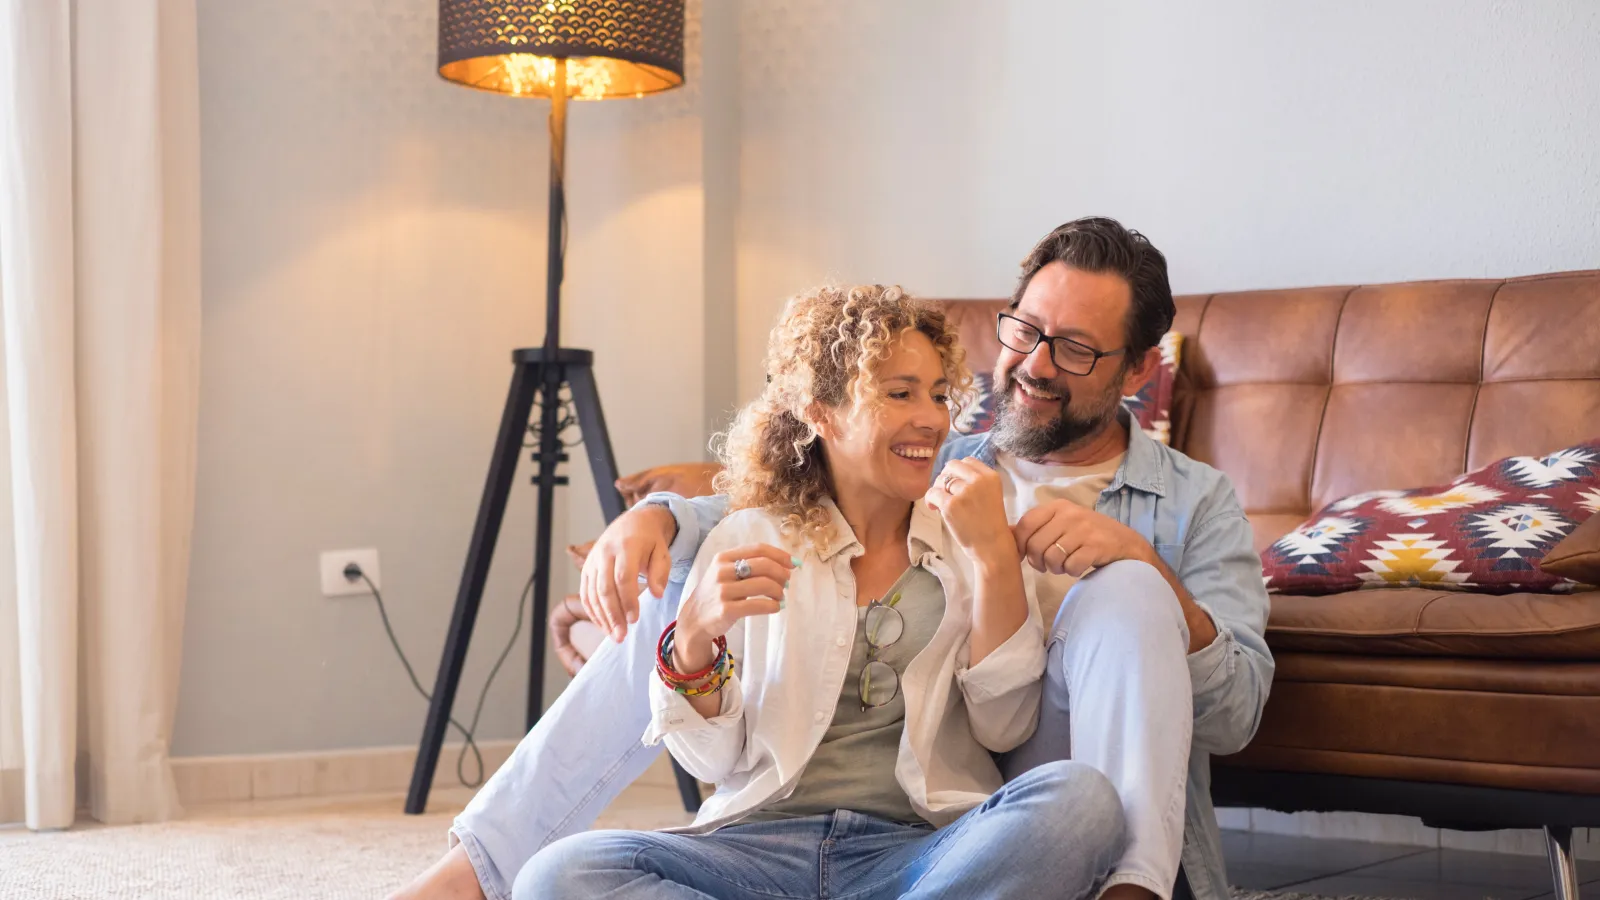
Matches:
[516,285,1127,899]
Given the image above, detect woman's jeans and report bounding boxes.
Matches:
[514,760,1126,900]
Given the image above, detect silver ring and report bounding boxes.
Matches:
[733,559,752,580]
[941,473,957,493]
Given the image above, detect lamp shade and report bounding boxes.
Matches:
[438,0,685,99]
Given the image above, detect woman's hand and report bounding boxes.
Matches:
[925,458,1020,574]
[673,544,795,672]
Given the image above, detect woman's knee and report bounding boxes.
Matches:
[1017,760,1129,858]
[513,830,641,900]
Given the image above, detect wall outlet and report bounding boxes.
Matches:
[320,548,380,597]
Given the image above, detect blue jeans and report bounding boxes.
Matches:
[513,760,1126,900]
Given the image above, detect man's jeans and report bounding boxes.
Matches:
[513,760,1126,900]
[1003,560,1194,899]
[452,560,1192,900]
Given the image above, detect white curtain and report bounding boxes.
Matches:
[0,0,200,829]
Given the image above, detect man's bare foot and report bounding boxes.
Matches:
[387,844,485,900]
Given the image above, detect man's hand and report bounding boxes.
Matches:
[615,462,723,506]
[925,458,1019,573]
[580,505,677,643]
[387,844,484,900]
[1012,498,1156,577]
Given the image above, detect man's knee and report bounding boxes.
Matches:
[1056,559,1185,646]
[513,830,639,900]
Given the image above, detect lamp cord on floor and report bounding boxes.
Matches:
[349,566,534,789]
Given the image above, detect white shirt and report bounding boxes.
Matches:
[642,497,1047,831]
[996,450,1125,625]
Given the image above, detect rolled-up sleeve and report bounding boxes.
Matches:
[1181,485,1276,756]
[957,616,1046,753]
[642,671,746,784]
[640,492,731,581]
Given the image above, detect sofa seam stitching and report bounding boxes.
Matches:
[1304,286,1357,512]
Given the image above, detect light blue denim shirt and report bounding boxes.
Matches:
[648,417,1274,900]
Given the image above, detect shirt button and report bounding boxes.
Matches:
[835,636,847,647]
[814,711,827,723]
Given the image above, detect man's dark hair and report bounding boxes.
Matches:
[1010,216,1175,359]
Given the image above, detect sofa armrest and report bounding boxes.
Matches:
[616,462,723,506]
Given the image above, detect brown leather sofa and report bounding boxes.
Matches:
[574,269,1600,897]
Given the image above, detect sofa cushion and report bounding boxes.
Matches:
[1261,439,1600,595]
[1543,512,1600,585]
[1266,587,1600,658]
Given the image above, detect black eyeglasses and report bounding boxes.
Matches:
[996,313,1126,376]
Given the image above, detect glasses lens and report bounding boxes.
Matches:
[864,604,904,649]
[860,659,900,709]
[1053,339,1098,375]
[997,316,1040,352]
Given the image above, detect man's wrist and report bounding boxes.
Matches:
[643,502,680,545]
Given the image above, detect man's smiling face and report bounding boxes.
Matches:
[989,261,1135,460]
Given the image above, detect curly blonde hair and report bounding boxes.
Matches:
[712,284,973,548]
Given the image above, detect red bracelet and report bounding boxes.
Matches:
[656,620,727,685]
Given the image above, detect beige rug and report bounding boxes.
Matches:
[0,785,692,900]
[0,791,1381,900]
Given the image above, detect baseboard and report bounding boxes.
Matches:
[170,739,680,808]
[170,740,522,807]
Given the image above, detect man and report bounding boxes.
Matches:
[393,217,1273,900]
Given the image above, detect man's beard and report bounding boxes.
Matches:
[988,368,1123,461]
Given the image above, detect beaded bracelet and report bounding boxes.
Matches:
[657,621,735,696]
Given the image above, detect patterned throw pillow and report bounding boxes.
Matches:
[953,331,1184,444]
[1263,439,1600,595]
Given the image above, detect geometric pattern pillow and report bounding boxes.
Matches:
[953,331,1183,445]
[1263,438,1600,595]
[1120,331,1183,445]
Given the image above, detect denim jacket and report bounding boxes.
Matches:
[650,417,1274,900]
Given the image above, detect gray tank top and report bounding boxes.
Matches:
[744,564,947,825]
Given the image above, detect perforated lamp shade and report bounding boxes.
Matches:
[438,0,685,99]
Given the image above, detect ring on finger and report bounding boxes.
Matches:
[941,472,958,493]
[1051,541,1068,561]
[733,558,753,580]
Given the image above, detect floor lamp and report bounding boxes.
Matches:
[406,0,697,816]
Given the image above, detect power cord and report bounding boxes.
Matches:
[343,562,534,789]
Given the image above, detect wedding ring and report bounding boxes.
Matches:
[1052,541,1067,560]
[941,473,958,493]
[733,559,752,580]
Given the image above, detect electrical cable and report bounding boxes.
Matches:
[349,565,535,789]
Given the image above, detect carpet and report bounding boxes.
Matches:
[0,804,1396,900]
[0,791,694,900]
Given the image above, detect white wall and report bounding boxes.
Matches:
[176,0,709,756]
[732,0,1600,399]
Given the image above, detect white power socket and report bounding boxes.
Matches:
[320,548,381,597]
